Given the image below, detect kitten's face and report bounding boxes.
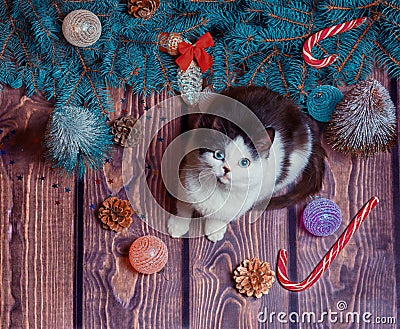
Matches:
[199,136,264,188]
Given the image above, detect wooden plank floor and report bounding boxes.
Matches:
[1,68,399,329]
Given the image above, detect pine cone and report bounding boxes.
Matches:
[233,258,275,298]
[111,116,142,147]
[127,0,160,19]
[98,197,134,232]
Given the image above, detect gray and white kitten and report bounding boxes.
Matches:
[168,86,325,242]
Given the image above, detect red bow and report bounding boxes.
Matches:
[175,32,214,73]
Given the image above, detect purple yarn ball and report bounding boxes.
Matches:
[302,197,342,237]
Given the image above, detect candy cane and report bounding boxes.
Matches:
[277,196,379,292]
[303,17,368,69]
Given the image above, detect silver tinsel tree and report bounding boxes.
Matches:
[326,79,397,157]
[45,106,112,177]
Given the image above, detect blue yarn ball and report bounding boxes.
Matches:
[307,86,343,122]
[302,197,342,237]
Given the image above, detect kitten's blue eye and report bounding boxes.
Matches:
[239,158,251,168]
[214,150,225,160]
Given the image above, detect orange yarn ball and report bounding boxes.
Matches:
[129,235,168,274]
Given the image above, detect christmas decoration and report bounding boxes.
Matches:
[178,61,203,106]
[129,235,168,274]
[326,79,397,157]
[306,86,343,123]
[62,10,102,47]
[176,32,214,73]
[98,197,134,232]
[111,116,143,147]
[158,33,184,56]
[233,258,275,298]
[127,0,160,19]
[303,18,367,69]
[302,197,342,237]
[45,106,112,177]
[277,196,379,292]
[159,32,214,106]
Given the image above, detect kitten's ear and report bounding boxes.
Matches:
[211,117,224,131]
[255,127,275,155]
[266,127,275,144]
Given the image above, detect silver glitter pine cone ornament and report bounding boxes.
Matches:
[326,79,397,157]
[62,10,102,47]
[178,60,203,106]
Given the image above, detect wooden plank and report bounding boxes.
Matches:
[189,209,290,328]
[0,86,75,328]
[82,89,184,328]
[295,70,398,328]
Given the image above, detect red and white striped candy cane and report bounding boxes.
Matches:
[302,17,368,69]
[277,196,379,292]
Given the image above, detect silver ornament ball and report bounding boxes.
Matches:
[62,10,102,47]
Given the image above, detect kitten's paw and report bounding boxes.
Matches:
[167,215,190,238]
[205,222,227,242]
[206,229,226,242]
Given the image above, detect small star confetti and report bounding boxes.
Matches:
[95,179,101,185]
[52,183,59,189]
[89,204,95,209]
[0,150,6,156]
[65,187,71,193]
[120,98,126,103]
[157,137,164,142]
[140,214,146,219]
[121,109,128,115]
[145,164,152,170]
[146,115,152,120]
[140,99,145,104]
[124,185,130,191]
[55,200,60,205]
[160,117,167,122]
[107,179,114,184]
[144,105,150,111]
[17,175,23,180]
[9,160,15,165]
[105,158,111,163]
[39,176,45,181]
[3,135,9,141]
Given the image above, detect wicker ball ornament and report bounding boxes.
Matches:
[62,10,102,47]
[129,236,168,274]
[307,85,343,122]
[302,197,342,237]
